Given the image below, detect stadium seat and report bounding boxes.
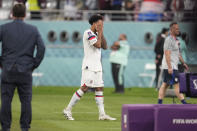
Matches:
[32,71,43,87]
[139,63,156,87]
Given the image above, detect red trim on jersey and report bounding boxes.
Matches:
[96,95,104,97]
[88,36,96,40]
[143,0,161,3]
[75,92,81,98]
[82,83,87,87]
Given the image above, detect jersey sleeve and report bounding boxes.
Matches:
[164,37,173,51]
[86,31,97,45]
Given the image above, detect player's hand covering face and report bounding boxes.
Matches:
[95,20,103,33]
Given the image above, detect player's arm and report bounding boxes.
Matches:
[179,53,189,71]
[165,50,172,73]
[111,41,120,50]
[101,34,107,50]
[164,38,173,74]
[93,32,102,48]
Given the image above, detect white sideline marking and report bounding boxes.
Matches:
[104,127,120,130]
[55,111,120,116]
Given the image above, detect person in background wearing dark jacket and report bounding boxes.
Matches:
[154,28,169,88]
[0,3,45,131]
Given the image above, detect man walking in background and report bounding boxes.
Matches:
[109,34,130,93]
[0,3,45,131]
[158,22,188,104]
[63,14,116,121]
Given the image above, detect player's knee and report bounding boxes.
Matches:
[80,86,89,92]
[95,87,103,91]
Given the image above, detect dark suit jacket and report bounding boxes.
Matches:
[0,19,45,72]
[154,34,165,66]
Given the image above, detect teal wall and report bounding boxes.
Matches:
[0,20,196,87]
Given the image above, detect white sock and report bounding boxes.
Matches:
[95,91,105,116]
[66,89,84,110]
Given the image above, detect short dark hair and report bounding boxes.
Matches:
[170,22,178,28]
[161,28,169,34]
[12,3,26,18]
[89,14,103,25]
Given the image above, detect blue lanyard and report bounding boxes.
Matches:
[170,71,175,85]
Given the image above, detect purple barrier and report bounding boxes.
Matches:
[179,73,197,97]
[189,74,197,97]
[122,104,155,131]
[122,104,197,131]
[179,73,187,93]
[155,105,197,131]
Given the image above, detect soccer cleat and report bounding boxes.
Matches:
[99,114,117,121]
[63,109,74,120]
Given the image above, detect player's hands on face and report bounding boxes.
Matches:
[96,20,103,33]
[168,68,173,74]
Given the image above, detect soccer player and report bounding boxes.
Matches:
[157,22,189,104]
[63,14,116,121]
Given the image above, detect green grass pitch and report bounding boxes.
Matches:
[0,86,196,131]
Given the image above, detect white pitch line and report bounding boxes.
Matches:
[54,111,121,116]
[54,111,97,114]
[104,127,120,130]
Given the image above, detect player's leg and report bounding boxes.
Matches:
[172,70,187,104]
[95,87,116,120]
[63,84,88,120]
[158,82,168,104]
[111,63,119,92]
[173,83,187,104]
[117,65,125,93]
[95,87,105,116]
[63,70,90,120]
[94,71,116,120]
[158,69,171,104]
[1,70,16,131]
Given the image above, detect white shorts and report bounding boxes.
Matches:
[81,70,104,88]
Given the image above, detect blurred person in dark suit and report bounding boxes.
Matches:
[15,0,27,4]
[0,3,45,131]
[0,0,2,7]
[154,28,168,88]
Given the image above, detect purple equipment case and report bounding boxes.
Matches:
[155,104,197,131]
[122,104,197,131]
[122,104,155,131]
[179,73,197,97]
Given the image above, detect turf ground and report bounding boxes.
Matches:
[0,86,196,131]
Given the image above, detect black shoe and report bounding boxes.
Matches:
[21,128,28,131]
[1,129,10,131]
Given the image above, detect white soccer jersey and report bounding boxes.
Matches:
[82,29,102,71]
[162,35,180,70]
